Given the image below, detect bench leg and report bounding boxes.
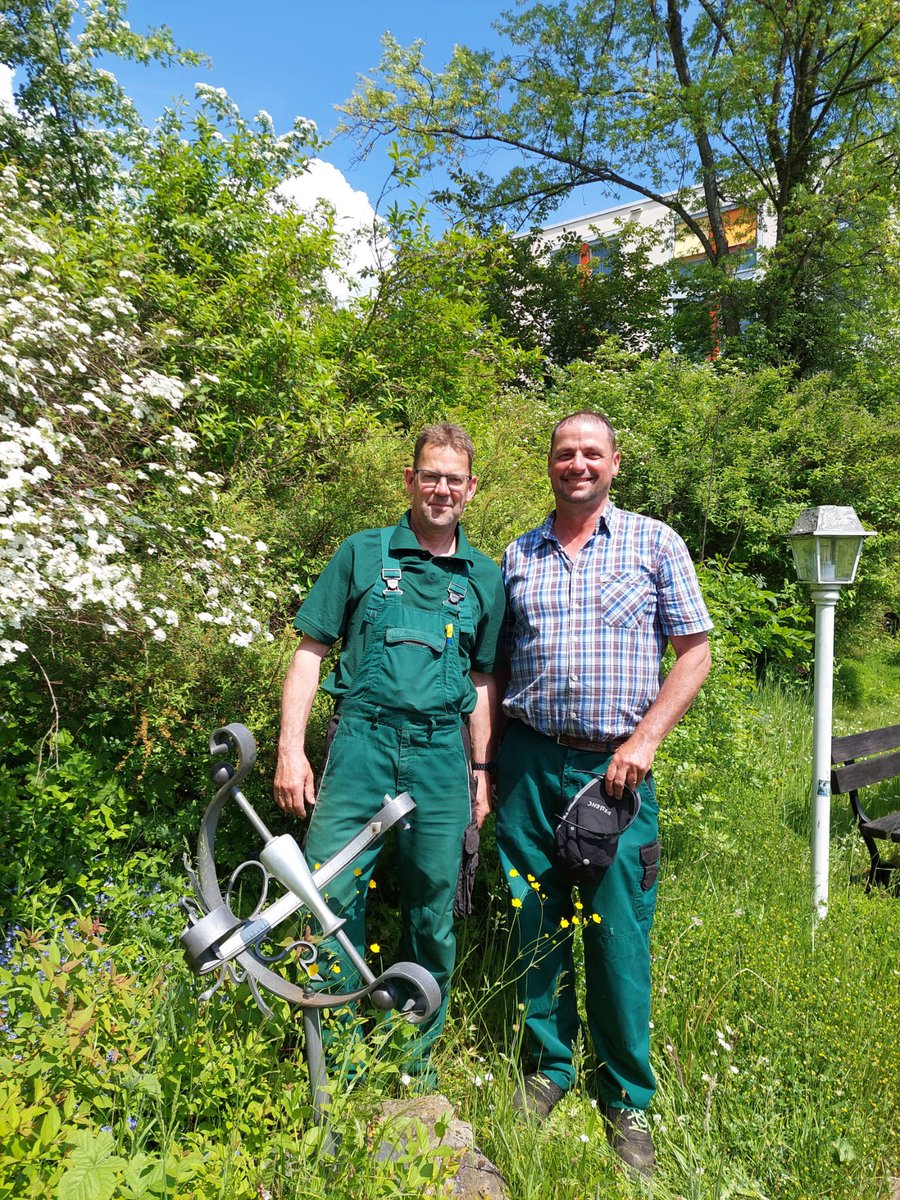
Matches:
[861,832,900,894]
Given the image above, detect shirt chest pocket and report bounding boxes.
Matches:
[599,572,655,629]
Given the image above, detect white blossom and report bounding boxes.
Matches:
[0,166,277,662]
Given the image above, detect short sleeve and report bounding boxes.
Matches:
[656,531,713,636]
[293,539,356,646]
[469,562,507,674]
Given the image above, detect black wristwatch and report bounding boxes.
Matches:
[471,760,496,774]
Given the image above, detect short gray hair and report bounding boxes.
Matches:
[414,423,476,471]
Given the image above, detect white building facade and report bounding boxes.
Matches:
[536,195,776,281]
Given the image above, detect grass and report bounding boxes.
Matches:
[2,645,899,1198]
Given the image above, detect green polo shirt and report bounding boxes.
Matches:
[294,511,506,712]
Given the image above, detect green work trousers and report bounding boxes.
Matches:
[304,706,471,1077]
[495,720,660,1110]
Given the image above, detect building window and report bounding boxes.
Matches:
[673,206,758,272]
[566,238,616,275]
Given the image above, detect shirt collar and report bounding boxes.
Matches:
[541,499,618,545]
[391,510,474,563]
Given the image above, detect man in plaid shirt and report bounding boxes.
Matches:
[496,410,712,1177]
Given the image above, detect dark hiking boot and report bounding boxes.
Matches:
[604,1106,655,1178]
[511,1073,566,1121]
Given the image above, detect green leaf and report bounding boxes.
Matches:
[30,979,51,1018]
[830,1136,857,1164]
[122,1152,165,1198]
[57,1159,124,1200]
[39,1104,62,1147]
[57,1130,126,1200]
[137,1074,162,1099]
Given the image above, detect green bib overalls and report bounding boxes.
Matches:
[304,529,475,1076]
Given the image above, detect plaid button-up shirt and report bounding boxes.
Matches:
[501,501,713,739]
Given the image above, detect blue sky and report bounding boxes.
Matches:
[111,1,614,229]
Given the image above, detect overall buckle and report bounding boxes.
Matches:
[381,568,403,596]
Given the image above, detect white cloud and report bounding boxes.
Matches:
[278,159,390,303]
[0,65,16,113]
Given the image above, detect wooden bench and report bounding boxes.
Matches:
[831,724,900,892]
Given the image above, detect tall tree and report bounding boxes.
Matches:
[0,0,202,214]
[343,0,900,360]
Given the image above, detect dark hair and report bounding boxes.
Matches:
[550,410,617,454]
[414,423,476,471]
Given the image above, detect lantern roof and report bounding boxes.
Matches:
[788,506,875,539]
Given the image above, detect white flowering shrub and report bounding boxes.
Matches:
[0,165,277,664]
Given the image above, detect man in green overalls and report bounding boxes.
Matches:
[274,423,505,1084]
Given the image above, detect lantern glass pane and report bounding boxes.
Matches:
[815,535,862,584]
[833,537,861,582]
[791,537,817,583]
[817,537,838,582]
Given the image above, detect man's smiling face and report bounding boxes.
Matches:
[404,444,477,539]
[548,418,620,512]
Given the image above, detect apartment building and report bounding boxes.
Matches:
[536,195,775,280]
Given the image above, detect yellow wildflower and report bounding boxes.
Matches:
[574,900,583,910]
[526,874,535,882]
[591,913,602,924]
[369,943,381,954]
[508,868,519,878]
[560,918,570,929]
[368,879,377,890]
[511,897,523,908]
[331,964,341,975]
[353,868,362,877]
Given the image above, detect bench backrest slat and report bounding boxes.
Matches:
[832,749,900,795]
[831,724,900,764]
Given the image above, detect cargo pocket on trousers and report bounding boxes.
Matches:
[640,840,660,890]
[633,840,661,924]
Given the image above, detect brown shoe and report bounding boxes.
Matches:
[605,1106,655,1177]
[511,1073,566,1121]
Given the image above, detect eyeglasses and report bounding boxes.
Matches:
[412,469,472,490]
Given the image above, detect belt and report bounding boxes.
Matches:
[555,733,629,754]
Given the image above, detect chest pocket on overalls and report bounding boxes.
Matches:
[351,528,473,718]
[379,604,451,713]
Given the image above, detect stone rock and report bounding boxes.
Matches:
[375,1094,508,1198]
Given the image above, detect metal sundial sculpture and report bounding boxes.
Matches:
[180,723,441,1123]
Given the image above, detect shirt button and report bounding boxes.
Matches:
[570,674,579,683]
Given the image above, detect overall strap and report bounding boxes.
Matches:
[380,526,403,595]
[444,563,470,614]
